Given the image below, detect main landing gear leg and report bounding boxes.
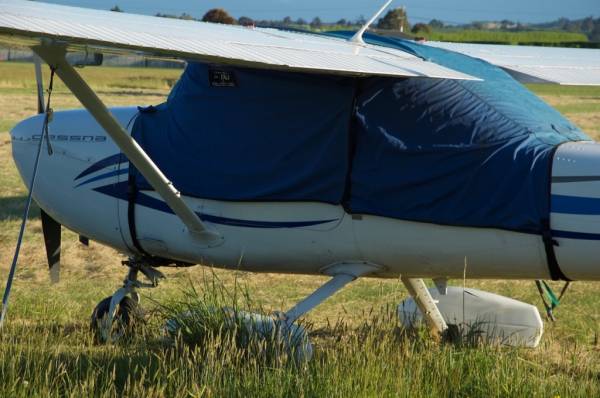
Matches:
[279,263,381,326]
[90,257,165,343]
[265,263,380,361]
[401,277,448,337]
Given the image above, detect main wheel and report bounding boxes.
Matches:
[90,296,144,344]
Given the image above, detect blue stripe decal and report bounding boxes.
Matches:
[551,229,600,241]
[551,194,600,215]
[75,168,129,188]
[93,182,338,229]
[74,153,125,181]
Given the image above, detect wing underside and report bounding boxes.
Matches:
[0,0,476,80]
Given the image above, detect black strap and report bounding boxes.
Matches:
[341,80,360,211]
[127,169,150,256]
[541,218,570,281]
[126,108,155,257]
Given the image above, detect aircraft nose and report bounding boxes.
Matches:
[10,114,47,187]
[551,141,600,281]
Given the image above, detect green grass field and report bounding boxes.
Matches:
[419,29,589,45]
[315,26,591,46]
[0,62,600,397]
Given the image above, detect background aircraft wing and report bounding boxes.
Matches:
[426,41,600,85]
[0,0,476,80]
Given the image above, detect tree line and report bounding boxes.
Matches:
[109,5,600,42]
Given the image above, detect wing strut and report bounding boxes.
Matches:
[33,45,221,245]
[349,0,393,44]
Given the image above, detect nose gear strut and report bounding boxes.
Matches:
[91,256,165,343]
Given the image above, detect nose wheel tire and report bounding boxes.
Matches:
[90,296,144,344]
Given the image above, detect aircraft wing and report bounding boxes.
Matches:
[426,41,600,86]
[0,0,476,80]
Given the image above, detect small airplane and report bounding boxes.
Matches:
[1,0,600,349]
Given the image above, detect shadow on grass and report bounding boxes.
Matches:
[0,195,40,222]
[2,318,158,394]
[8,344,159,396]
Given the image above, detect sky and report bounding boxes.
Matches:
[38,0,598,24]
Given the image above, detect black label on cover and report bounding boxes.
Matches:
[209,69,237,87]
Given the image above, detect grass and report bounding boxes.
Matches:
[423,29,589,44]
[0,61,600,396]
[0,273,599,397]
[526,83,600,137]
[314,26,590,46]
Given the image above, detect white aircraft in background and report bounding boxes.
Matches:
[1,0,600,350]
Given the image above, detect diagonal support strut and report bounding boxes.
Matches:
[33,44,221,245]
[282,263,380,325]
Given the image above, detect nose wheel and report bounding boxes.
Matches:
[90,257,165,344]
[90,295,143,343]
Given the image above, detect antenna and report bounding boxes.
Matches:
[349,0,393,44]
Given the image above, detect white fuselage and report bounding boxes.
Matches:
[10,108,600,281]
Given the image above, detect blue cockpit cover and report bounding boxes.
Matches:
[132,64,355,203]
[131,32,589,234]
[335,32,589,233]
